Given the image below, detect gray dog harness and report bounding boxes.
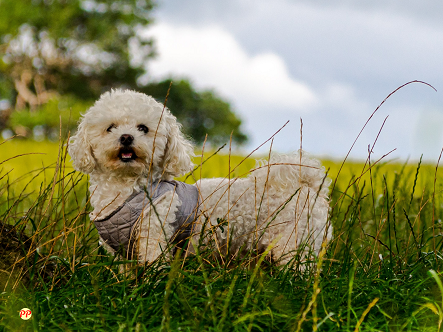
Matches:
[94,180,199,258]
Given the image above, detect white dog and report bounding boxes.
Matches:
[68,89,331,265]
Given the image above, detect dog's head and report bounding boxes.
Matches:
[68,89,194,180]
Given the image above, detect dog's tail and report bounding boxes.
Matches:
[249,151,330,198]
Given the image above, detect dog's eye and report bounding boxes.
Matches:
[137,124,149,134]
[107,124,116,132]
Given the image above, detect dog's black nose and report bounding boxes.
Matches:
[120,134,134,146]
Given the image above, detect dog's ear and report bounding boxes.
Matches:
[68,121,96,174]
[161,112,194,180]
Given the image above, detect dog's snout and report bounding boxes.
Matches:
[120,134,134,146]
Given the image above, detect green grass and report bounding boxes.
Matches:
[1,140,443,331]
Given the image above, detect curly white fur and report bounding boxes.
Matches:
[195,153,331,264]
[69,89,331,265]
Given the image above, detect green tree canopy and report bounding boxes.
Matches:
[0,0,248,146]
[143,79,247,146]
[0,0,154,106]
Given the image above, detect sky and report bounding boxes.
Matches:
[143,0,443,162]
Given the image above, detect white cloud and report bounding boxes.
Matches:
[141,23,318,113]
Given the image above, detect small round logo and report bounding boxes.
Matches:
[19,308,32,320]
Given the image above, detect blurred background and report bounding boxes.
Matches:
[1,0,443,162]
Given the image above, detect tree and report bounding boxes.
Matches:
[0,0,248,146]
[0,0,155,108]
[143,79,247,146]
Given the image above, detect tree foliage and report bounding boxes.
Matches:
[143,79,247,146]
[0,0,154,106]
[0,0,248,146]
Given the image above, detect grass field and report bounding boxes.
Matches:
[1,139,443,331]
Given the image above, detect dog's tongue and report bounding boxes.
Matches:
[122,152,133,159]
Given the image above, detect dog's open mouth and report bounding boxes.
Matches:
[119,147,137,162]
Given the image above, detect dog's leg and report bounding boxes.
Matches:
[271,190,329,267]
[98,235,116,256]
[98,235,135,276]
[136,191,180,263]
